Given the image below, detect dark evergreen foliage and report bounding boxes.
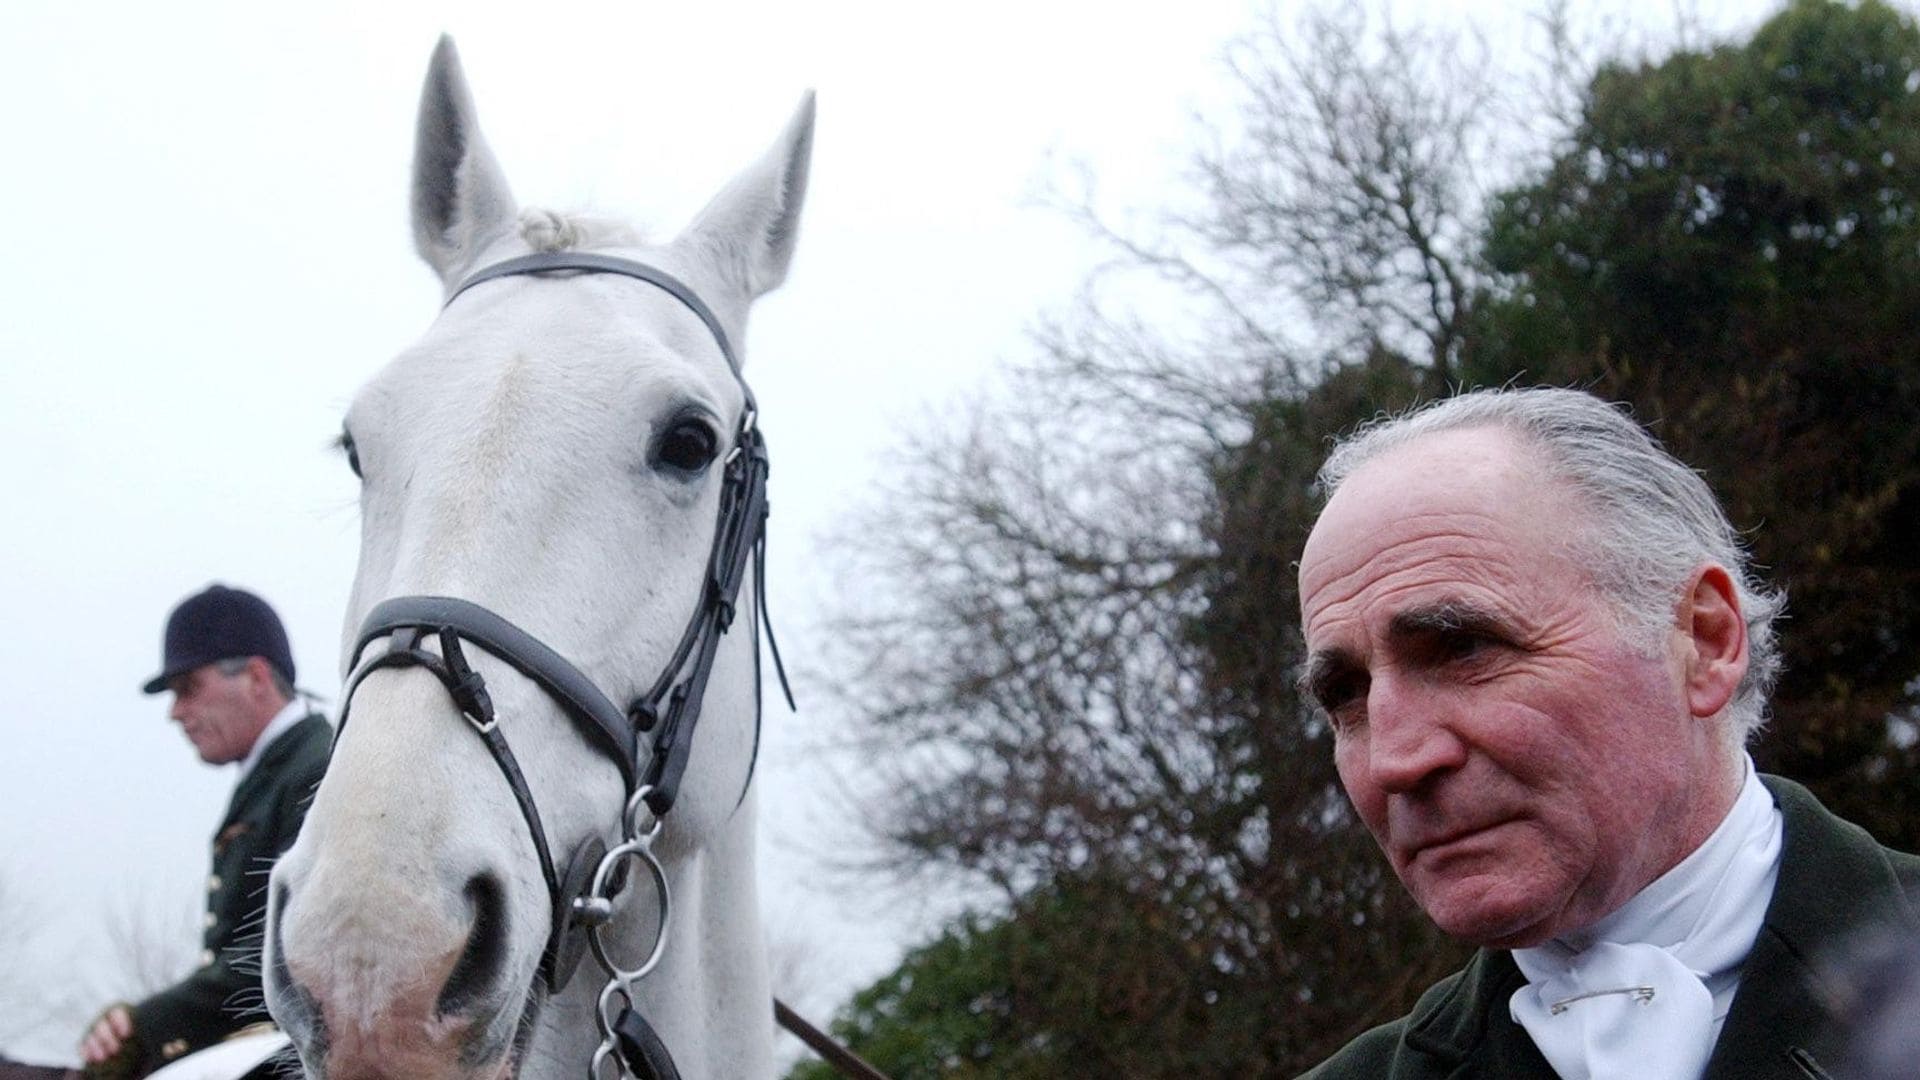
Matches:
[1471,0,1920,848]
[790,3,1920,1076]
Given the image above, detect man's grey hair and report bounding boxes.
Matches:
[1316,387,1785,740]
[215,655,297,703]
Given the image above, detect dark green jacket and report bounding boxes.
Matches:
[123,714,330,1076]
[1301,776,1920,1080]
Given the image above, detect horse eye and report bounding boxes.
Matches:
[336,429,363,479]
[656,419,720,473]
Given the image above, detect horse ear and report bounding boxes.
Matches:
[411,36,519,285]
[682,92,814,299]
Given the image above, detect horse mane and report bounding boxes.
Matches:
[518,207,643,253]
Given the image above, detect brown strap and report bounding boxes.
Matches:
[774,998,892,1080]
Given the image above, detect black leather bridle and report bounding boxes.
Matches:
[332,251,791,1013]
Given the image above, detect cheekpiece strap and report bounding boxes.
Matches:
[633,421,772,817]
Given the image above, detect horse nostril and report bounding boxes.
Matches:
[436,872,510,1018]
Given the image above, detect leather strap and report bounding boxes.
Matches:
[349,596,640,788]
[335,625,573,986]
[445,252,738,371]
[775,999,892,1080]
[632,426,770,816]
[612,1007,684,1080]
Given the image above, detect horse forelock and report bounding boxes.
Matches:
[517,206,643,254]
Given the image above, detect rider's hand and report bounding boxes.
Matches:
[80,1004,134,1065]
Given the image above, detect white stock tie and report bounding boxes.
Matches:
[1509,762,1783,1080]
[1510,940,1714,1080]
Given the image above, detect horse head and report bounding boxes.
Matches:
[264,37,810,1080]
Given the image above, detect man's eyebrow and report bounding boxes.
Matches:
[1387,600,1511,640]
[1296,601,1518,700]
[1297,646,1361,700]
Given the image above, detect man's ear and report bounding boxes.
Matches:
[1682,565,1749,719]
[245,656,279,699]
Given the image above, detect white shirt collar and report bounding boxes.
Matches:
[1562,755,1781,971]
[1510,754,1784,1080]
[238,698,311,782]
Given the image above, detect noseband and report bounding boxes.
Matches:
[333,251,791,1079]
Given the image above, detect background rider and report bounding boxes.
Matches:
[80,585,330,1078]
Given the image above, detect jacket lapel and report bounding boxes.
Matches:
[1399,949,1559,1079]
[1703,775,1918,1079]
[1389,776,1914,1080]
[218,713,326,832]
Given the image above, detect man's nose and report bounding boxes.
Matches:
[169,694,188,722]
[1363,671,1466,793]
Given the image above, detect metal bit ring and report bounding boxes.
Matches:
[590,1040,623,1080]
[586,838,672,982]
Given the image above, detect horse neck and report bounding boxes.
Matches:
[647,793,772,1075]
[526,534,773,1080]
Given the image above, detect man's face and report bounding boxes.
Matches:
[167,660,266,765]
[1298,427,1732,948]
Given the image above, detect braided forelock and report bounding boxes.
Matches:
[517,207,643,253]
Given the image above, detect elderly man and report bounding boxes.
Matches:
[1297,389,1919,1079]
[80,585,331,1078]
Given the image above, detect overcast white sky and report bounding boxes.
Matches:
[0,0,1264,1061]
[0,0,1782,1066]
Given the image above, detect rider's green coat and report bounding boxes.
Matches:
[121,714,331,1077]
[1299,776,1920,1080]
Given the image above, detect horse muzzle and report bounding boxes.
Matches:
[267,869,537,1080]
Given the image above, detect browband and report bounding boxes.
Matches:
[445,252,739,371]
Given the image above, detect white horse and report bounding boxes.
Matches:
[264,37,810,1080]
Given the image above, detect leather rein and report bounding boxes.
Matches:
[333,252,879,1080]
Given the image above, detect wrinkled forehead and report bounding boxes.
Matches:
[1298,428,1584,625]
